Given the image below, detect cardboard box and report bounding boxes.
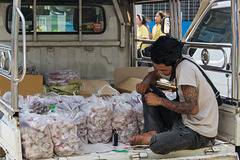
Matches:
[69,79,117,97]
[114,67,153,93]
[115,77,142,93]
[114,67,153,86]
[0,75,43,98]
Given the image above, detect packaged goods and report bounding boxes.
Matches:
[112,102,138,143]
[46,82,82,95]
[24,97,52,115]
[19,113,54,159]
[18,91,144,158]
[54,96,87,143]
[45,70,80,86]
[133,102,144,134]
[81,97,113,143]
[124,92,144,134]
[18,60,40,75]
[47,113,84,156]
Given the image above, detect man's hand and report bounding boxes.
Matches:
[137,71,161,94]
[136,82,150,94]
[148,85,199,115]
[144,92,162,106]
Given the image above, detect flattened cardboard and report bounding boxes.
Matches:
[0,75,43,98]
[69,79,117,96]
[114,67,153,86]
[115,77,142,93]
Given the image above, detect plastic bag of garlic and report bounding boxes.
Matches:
[119,92,144,134]
[133,102,144,134]
[24,96,51,115]
[112,102,138,143]
[19,113,54,159]
[55,101,88,144]
[80,96,113,144]
[47,113,84,156]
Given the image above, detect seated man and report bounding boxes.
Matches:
[130,36,218,155]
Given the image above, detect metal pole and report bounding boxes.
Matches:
[132,2,137,67]
[169,0,174,37]
[33,0,37,42]
[11,0,20,110]
[79,0,82,41]
[236,0,240,102]
[173,0,178,39]
[177,0,182,40]
[112,0,126,48]
[231,0,237,100]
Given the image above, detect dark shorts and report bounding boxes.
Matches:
[143,85,210,155]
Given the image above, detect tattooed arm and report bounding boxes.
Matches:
[136,70,161,94]
[145,85,199,115]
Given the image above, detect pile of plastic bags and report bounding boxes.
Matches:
[7,91,144,159]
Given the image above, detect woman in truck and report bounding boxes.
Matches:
[148,11,169,41]
[136,14,149,51]
[144,11,169,67]
[136,14,150,66]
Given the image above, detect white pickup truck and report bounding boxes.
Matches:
[0,0,239,159]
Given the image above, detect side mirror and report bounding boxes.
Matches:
[161,17,170,34]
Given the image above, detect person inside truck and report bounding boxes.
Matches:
[147,11,169,41]
[144,11,169,61]
[130,36,219,155]
[137,14,150,51]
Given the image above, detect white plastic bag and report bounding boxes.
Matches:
[19,113,53,159]
[55,100,87,144]
[45,69,80,86]
[133,101,144,134]
[47,113,84,156]
[163,91,177,100]
[81,97,113,143]
[25,97,52,115]
[3,91,25,108]
[18,60,39,75]
[112,102,138,143]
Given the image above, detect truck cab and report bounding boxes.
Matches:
[0,0,240,159]
[0,0,132,82]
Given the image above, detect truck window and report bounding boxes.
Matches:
[7,4,105,34]
[190,7,231,43]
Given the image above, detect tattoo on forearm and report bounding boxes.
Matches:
[143,71,161,85]
[160,85,198,114]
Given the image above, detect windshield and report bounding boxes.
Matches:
[190,7,231,43]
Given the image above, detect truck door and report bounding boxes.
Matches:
[184,1,232,97]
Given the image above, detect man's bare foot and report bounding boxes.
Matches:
[130,131,157,146]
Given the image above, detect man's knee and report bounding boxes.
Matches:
[149,135,171,155]
[149,142,170,155]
